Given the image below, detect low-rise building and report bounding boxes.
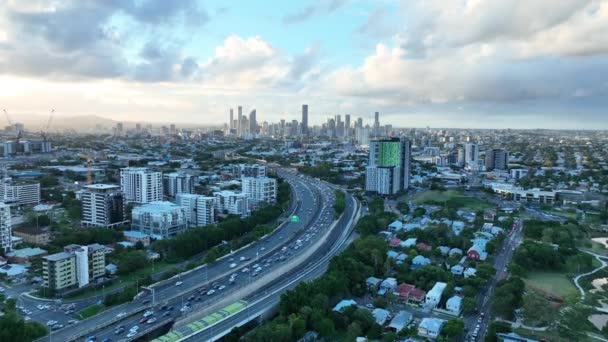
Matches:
[42,243,106,292]
[7,247,47,264]
[388,311,413,332]
[372,308,391,325]
[426,282,448,308]
[123,230,151,247]
[213,191,249,218]
[446,295,462,314]
[418,317,445,339]
[12,226,52,245]
[176,193,216,227]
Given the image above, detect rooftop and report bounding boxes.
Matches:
[84,184,120,190]
[7,247,47,258]
[44,252,74,262]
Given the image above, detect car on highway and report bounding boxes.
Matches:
[139,317,149,324]
[116,312,127,318]
[175,281,183,286]
[206,289,215,296]
[147,317,157,324]
[163,311,171,317]
[129,326,139,333]
[46,320,58,326]
[51,324,64,331]
[85,337,97,342]
[127,331,137,338]
[218,285,226,291]
[229,263,237,268]
[143,310,154,317]
[114,326,125,335]
[180,305,190,312]
[67,319,79,325]
[101,338,111,342]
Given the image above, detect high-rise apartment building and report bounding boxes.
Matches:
[344,114,351,138]
[42,243,106,291]
[365,137,411,195]
[301,104,308,136]
[249,109,257,134]
[81,184,127,228]
[0,180,40,206]
[120,167,163,204]
[213,191,249,218]
[373,112,380,136]
[242,176,277,206]
[176,193,216,227]
[163,172,194,197]
[0,203,11,253]
[230,164,267,178]
[485,149,509,171]
[229,108,234,130]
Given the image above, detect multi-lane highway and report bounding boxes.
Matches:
[37,169,353,342]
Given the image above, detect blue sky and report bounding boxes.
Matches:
[0,0,607,129]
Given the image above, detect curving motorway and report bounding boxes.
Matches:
[37,169,351,342]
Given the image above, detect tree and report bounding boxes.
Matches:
[413,207,426,218]
[396,201,410,215]
[441,319,464,340]
[462,297,477,315]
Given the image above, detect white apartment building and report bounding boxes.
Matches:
[0,180,40,206]
[131,201,188,238]
[241,176,277,206]
[163,172,194,197]
[81,184,127,228]
[176,193,216,227]
[230,164,267,178]
[120,167,163,204]
[0,203,11,253]
[425,282,447,308]
[213,191,249,218]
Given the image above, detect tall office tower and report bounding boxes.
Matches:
[240,116,249,136]
[291,120,299,136]
[357,117,363,128]
[301,104,308,136]
[237,106,243,136]
[229,108,234,130]
[0,203,11,253]
[335,115,344,138]
[356,126,370,146]
[464,143,479,167]
[457,148,465,167]
[365,137,411,195]
[249,109,257,134]
[81,184,127,228]
[373,112,380,136]
[327,118,336,137]
[485,149,509,171]
[345,114,351,138]
[120,167,163,204]
[280,119,286,137]
[163,172,194,197]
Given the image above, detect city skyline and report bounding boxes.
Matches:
[0,1,607,129]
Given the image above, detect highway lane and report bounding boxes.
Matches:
[42,170,335,342]
[184,192,360,342]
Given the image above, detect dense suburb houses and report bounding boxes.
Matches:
[0,162,277,294]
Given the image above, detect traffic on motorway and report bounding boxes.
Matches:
[38,170,339,342]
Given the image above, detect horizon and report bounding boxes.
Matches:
[1,1,607,129]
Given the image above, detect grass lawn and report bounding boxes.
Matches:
[513,328,596,342]
[76,304,105,319]
[412,190,493,211]
[524,271,578,299]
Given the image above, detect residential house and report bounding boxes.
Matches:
[448,248,463,257]
[416,242,432,251]
[379,277,398,294]
[437,246,450,256]
[450,264,464,276]
[464,268,477,278]
[418,318,445,339]
[400,238,417,248]
[366,277,382,290]
[409,288,427,304]
[446,296,462,315]
[390,238,402,248]
[411,255,431,269]
[333,299,357,312]
[467,245,488,261]
[388,311,413,332]
[425,282,447,308]
[388,220,403,231]
[372,308,391,325]
[396,253,408,264]
[387,250,399,260]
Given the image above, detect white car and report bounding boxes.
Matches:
[229,263,237,268]
[127,331,138,338]
[180,306,190,312]
[147,317,157,324]
[46,320,58,326]
[130,326,139,332]
[175,281,183,286]
[116,312,127,318]
[143,310,154,317]
[206,290,215,296]
[218,285,226,291]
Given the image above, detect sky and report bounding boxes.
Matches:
[0,0,607,129]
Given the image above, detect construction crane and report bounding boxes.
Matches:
[79,152,94,184]
[41,109,55,141]
[2,109,21,143]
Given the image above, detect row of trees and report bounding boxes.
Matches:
[0,298,47,341]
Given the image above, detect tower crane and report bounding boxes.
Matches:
[2,109,21,143]
[41,109,55,141]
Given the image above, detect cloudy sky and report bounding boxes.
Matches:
[0,0,607,129]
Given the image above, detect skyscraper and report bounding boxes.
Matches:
[249,109,257,134]
[485,149,509,170]
[365,137,411,195]
[301,104,308,136]
[237,106,243,136]
[345,114,351,138]
[373,112,380,136]
[120,167,163,204]
[229,108,234,130]
[464,143,479,168]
